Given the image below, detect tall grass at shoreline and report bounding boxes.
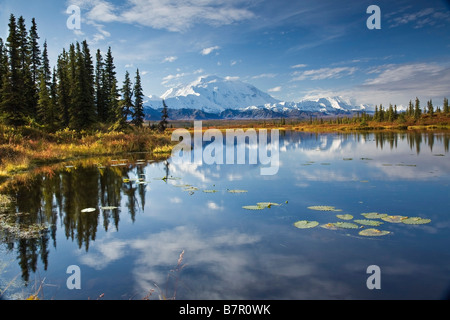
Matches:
[0,125,173,178]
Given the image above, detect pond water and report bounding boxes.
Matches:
[0,131,449,300]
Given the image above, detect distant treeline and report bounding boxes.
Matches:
[0,14,145,132]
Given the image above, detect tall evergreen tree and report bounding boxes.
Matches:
[414,97,421,120]
[56,49,71,128]
[427,99,434,116]
[0,14,27,125]
[104,47,118,123]
[37,40,51,123]
[0,38,7,99]
[116,70,133,130]
[69,42,96,130]
[28,18,41,86]
[444,97,449,114]
[132,69,144,127]
[95,49,106,121]
[159,99,169,132]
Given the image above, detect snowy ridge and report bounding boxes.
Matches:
[147,75,371,116]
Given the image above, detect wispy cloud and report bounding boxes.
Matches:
[69,0,255,33]
[252,73,277,79]
[201,46,220,55]
[268,86,282,92]
[163,56,177,63]
[290,64,307,69]
[388,7,450,29]
[292,67,357,81]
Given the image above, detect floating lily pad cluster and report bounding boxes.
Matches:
[293,206,431,237]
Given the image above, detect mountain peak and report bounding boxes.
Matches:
[149,75,370,116]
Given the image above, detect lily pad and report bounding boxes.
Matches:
[354,219,383,226]
[308,205,342,212]
[100,206,118,210]
[359,228,391,236]
[257,202,280,208]
[402,217,431,225]
[336,214,353,220]
[320,223,338,230]
[242,205,265,210]
[335,222,360,229]
[361,212,388,219]
[81,208,96,213]
[381,215,408,223]
[294,220,319,229]
[228,189,248,193]
[203,190,218,193]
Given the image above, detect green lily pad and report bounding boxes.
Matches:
[308,206,342,212]
[257,202,280,208]
[381,215,408,223]
[335,222,359,229]
[100,206,118,210]
[228,189,248,193]
[242,205,265,210]
[361,212,388,219]
[354,219,383,226]
[359,228,391,236]
[320,223,338,230]
[81,208,96,213]
[402,217,431,225]
[294,220,319,229]
[336,214,353,220]
[203,190,218,193]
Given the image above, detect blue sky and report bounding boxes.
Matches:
[1,0,449,107]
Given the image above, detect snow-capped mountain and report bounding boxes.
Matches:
[146,75,370,119]
[149,75,281,113]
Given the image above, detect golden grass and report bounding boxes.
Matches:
[0,125,174,178]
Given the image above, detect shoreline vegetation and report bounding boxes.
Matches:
[1,111,449,182]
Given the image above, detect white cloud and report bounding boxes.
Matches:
[252,73,277,79]
[388,7,450,29]
[268,86,282,92]
[162,72,187,85]
[224,76,240,81]
[163,56,178,63]
[291,64,307,69]
[70,0,255,33]
[292,67,357,81]
[301,62,450,108]
[201,46,220,55]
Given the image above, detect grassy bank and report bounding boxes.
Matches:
[0,125,173,180]
[170,112,450,132]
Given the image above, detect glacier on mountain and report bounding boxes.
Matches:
[147,75,371,117]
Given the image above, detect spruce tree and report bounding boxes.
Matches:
[414,97,421,120]
[0,14,27,126]
[69,42,96,130]
[159,99,169,132]
[427,99,434,116]
[0,38,6,99]
[444,97,449,114]
[56,49,71,128]
[116,70,133,130]
[37,40,51,123]
[95,49,106,121]
[132,69,144,127]
[104,47,119,123]
[29,18,41,86]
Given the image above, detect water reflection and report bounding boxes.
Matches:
[0,131,449,299]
